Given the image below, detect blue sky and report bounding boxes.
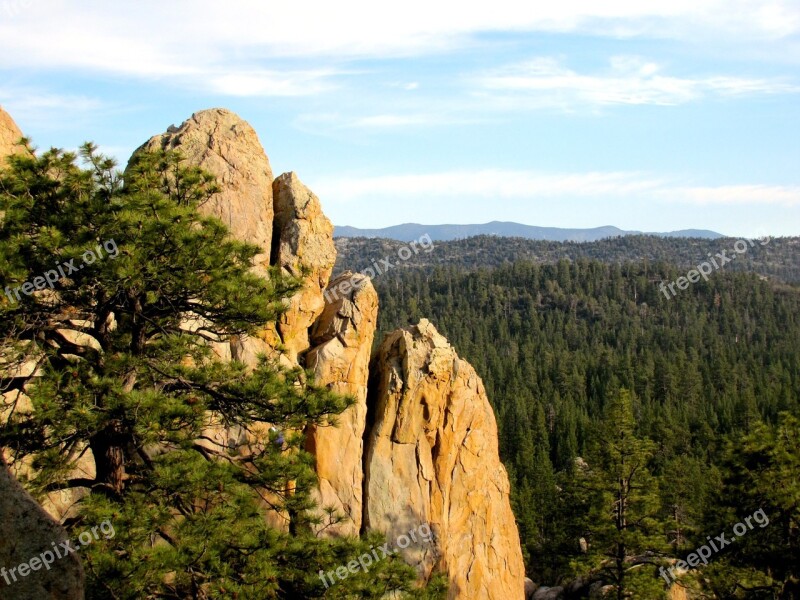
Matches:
[1,0,799,237]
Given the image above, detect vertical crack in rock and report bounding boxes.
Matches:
[305,272,377,537]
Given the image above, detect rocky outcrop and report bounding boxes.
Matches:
[272,172,337,363]
[134,108,274,274]
[0,455,84,600]
[305,272,378,536]
[0,106,26,166]
[364,319,526,599]
[132,109,282,367]
[133,112,337,366]
[4,106,528,599]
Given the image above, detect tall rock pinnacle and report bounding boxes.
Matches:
[272,171,337,363]
[306,272,379,536]
[365,319,526,599]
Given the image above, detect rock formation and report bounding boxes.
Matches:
[0,106,26,166]
[3,106,528,599]
[135,108,275,275]
[132,113,337,367]
[128,109,528,598]
[0,456,85,600]
[272,172,337,363]
[364,319,526,599]
[305,272,378,536]
[525,578,538,599]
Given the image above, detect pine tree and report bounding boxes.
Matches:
[701,413,800,600]
[577,389,668,600]
[0,145,436,599]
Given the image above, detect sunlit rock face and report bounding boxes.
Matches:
[364,319,526,599]
[305,272,378,537]
[134,108,275,275]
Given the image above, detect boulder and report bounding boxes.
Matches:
[364,319,526,599]
[0,455,84,599]
[589,584,615,599]
[533,587,564,600]
[133,108,274,274]
[305,272,378,536]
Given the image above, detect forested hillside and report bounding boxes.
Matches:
[334,235,800,283]
[367,260,800,597]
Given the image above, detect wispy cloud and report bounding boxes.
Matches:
[667,184,800,206]
[475,56,800,108]
[0,87,105,125]
[294,112,480,132]
[313,169,800,207]
[0,1,797,81]
[314,169,665,200]
[205,69,342,97]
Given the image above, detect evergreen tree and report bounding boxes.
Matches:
[700,413,800,600]
[577,389,668,600]
[370,257,800,587]
[0,146,437,599]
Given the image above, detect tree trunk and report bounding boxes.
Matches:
[91,419,126,495]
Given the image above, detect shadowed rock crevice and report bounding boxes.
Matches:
[305,271,377,537]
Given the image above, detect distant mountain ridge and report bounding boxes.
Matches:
[334,221,724,242]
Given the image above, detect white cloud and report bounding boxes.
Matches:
[476,56,800,107]
[314,169,665,200]
[205,69,341,97]
[294,112,479,132]
[667,184,800,206]
[0,0,797,83]
[348,114,438,128]
[0,87,104,124]
[312,169,800,207]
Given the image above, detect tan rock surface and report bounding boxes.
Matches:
[134,108,274,274]
[133,108,284,368]
[668,585,689,600]
[364,319,525,600]
[0,455,85,600]
[0,106,26,167]
[305,272,378,536]
[272,172,336,363]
